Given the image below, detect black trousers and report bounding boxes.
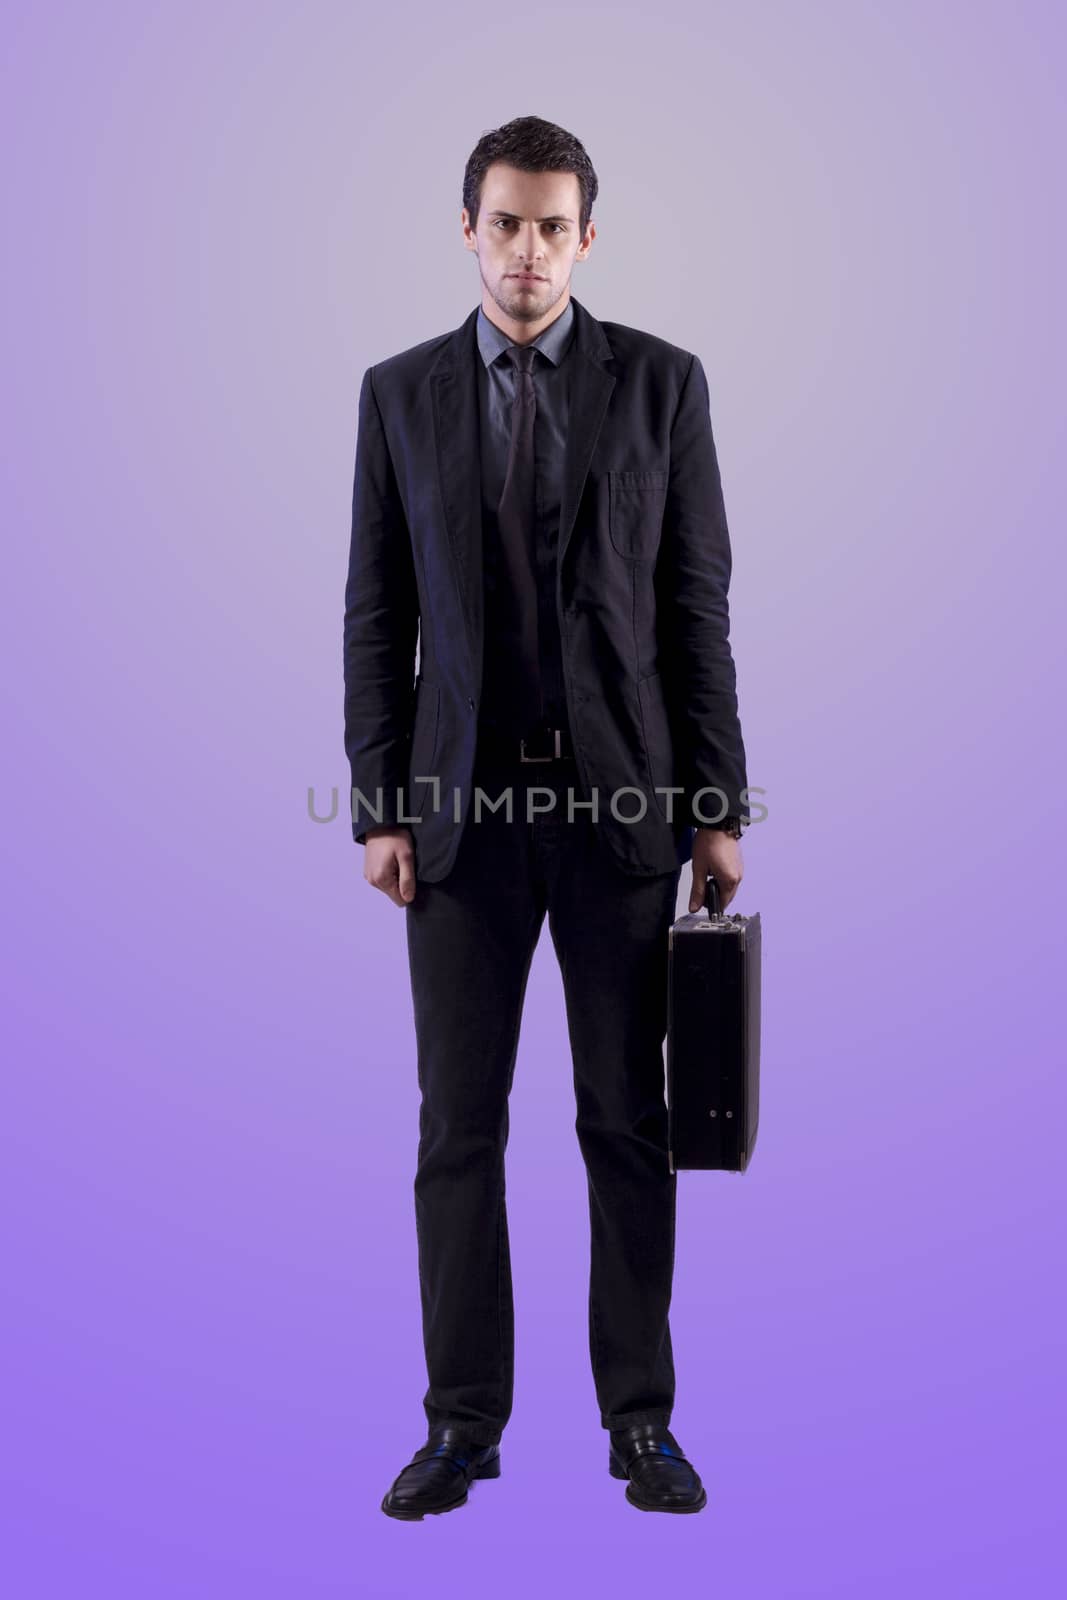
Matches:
[404,738,682,1447]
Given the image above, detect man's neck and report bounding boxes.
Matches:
[480,288,572,346]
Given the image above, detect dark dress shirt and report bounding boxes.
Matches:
[474,297,575,738]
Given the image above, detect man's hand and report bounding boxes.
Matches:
[363,826,417,907]
[688,827,743,913]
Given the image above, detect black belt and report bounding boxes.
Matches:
[478,720,576,764]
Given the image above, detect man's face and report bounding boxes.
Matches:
[462,162,595,326]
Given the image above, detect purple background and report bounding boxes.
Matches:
[4,1,1063,1592]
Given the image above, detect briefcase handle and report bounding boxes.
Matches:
[703,876,723,920]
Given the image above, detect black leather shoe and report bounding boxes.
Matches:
[380,1425,502,1520]
[608,1423,707,1513]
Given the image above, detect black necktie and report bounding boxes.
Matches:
[496,344,542,733]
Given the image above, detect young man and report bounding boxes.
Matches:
[343,116,750,1518]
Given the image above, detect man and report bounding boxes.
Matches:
[343,116,750,1518]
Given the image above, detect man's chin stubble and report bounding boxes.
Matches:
[498,285,554,320]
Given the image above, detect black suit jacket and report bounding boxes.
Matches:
[343,293,749,883]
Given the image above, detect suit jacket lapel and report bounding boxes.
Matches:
[429,304,482,683]
[429,293,616,691]
[557,294,616,573]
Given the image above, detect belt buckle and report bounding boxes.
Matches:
[519,728,562,763]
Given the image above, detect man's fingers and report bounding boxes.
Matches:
[706,865,742,910]
[689,832,744,914]
[717,875,740,911]
[364,838,417,908]
[396,848,416,905]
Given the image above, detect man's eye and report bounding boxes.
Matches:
[492,221,565,233]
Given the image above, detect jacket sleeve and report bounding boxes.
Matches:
[656,352,749,826]
[343,365,419,845]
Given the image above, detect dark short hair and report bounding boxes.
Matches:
[463,115,599,236]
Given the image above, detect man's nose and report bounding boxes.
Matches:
[515,225,544,260]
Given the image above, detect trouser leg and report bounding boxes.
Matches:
[404,776,544,1446]
[540,807,682,1430]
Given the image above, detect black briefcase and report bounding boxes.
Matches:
[666,877,762,1173]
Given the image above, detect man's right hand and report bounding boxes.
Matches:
[362,826,417,907]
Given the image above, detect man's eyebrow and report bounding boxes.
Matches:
[486,210,577,224]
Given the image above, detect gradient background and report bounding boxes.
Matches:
[3,1,1064,1593]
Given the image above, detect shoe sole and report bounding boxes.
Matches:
[609,1452,708,1513]
[381,1454,501,1520]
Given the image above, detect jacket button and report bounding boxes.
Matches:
[467,697,475,710]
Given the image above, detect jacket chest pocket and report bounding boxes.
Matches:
[608,469,669,560]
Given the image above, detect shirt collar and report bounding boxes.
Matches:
[476,296,575,371]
